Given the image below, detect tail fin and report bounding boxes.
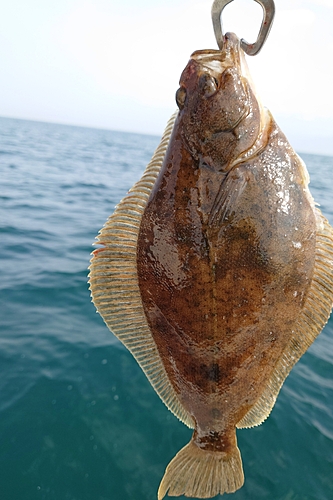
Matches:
[158,437,244,499]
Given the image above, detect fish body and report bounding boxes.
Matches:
[89,33,333,499]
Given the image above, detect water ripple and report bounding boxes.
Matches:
[1,116,333,500]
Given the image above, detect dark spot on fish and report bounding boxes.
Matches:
[183,361,225,390]
[211,407,222,419]
[193,429,235,453]
[206,363,220,382]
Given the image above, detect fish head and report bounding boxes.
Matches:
[176,32,263,170]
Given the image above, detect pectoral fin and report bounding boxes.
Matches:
[209,168,249,226]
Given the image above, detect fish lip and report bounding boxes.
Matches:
[190,32,242,81]
[189,33,266,155]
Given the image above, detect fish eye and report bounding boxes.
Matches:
[201,75,218,98]
[175,87,187,110]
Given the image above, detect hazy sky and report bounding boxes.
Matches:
[1,0,333,155]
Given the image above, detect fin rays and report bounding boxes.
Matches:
[237,209,333,428]
[158,438,244,499]
[89,112,194,429]
[209,169,248,226]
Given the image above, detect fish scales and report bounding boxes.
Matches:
[89,33,333,499]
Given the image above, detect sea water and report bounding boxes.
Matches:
[1,116,333,500]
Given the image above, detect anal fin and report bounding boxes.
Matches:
[237,208,333,429]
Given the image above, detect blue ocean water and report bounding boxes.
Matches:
[1,115,333,500]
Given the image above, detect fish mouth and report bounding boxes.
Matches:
[190,50,227,82]
[190,34,251,137]
[190,32,264,122]
[190,32,243,81]
[190,32,269,162]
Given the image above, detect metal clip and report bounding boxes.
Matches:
[211,0,275,55]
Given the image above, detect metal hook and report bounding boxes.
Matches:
[211,0,275,55]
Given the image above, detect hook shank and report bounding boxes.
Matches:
[211,0,275,55]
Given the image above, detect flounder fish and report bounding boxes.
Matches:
[89,32,333,498]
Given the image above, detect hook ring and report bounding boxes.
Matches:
[211,0,275,55]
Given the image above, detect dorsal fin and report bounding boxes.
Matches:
[89,112,195,429]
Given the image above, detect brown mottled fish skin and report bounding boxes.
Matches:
[137,34,332,497]
[138,41,314,435]
[89,32,333,500]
